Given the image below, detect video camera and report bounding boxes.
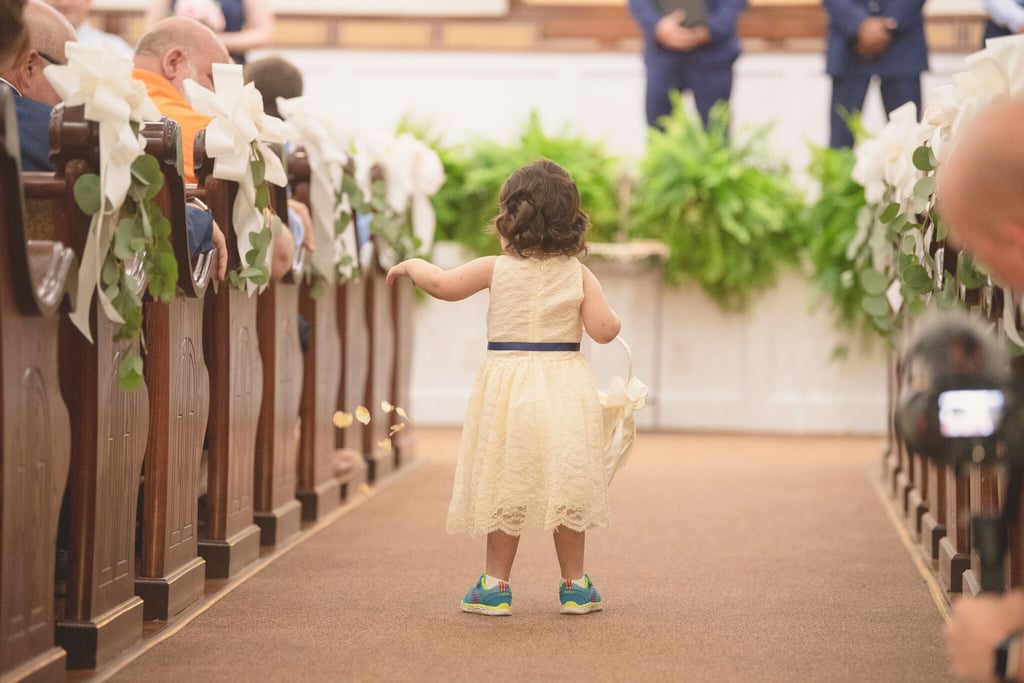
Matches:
[895,312,1024,593]
[895,312,1024,471]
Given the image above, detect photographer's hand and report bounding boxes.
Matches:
[946,590,1024,682]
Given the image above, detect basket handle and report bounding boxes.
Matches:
[614,335,634,382]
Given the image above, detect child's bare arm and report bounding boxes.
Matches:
[581,265,621,344]
[386,256,496,301]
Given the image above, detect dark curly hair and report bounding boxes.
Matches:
[492,159,589,258]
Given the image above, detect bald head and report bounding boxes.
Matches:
[1,0,75,105]
[134,17,230,94]
[937,97,1024,291]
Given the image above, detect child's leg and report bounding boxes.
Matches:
[552,526,585,579]
[486,530,520,581]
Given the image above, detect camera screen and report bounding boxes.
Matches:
[937,390,1005,438]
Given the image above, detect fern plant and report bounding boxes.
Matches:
[803,143,887,357]
[629,95,809,311]
[430,111,623,257]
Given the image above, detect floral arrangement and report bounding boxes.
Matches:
[173,0,226,32]
[349,131,445,270]
[45,42,178,391]
[277,96,360,284]
[185,63,288,294]
[846,33,1024,347]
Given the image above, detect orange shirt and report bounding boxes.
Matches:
[133,69,211,184]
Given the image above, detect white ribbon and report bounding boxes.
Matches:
[276,96,357,284]
[599,375,649,419]
[185,63,286,295]
[44,42,161,342]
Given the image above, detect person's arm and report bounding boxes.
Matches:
[217,0,275,54]
[581,265,621,344]
[705,0,747,43]
[822,0,872,38]
[984,0,1024,32]
[143,0,172,29]
[386,256,495,302]
[270,224,295,281]
[184,205,227,280]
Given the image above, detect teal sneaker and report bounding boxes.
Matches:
[559,575,602,614]
[461,575,512,616]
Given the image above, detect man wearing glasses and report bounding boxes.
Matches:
[0,0,73,171]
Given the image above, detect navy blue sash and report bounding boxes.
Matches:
[487,341,580,352]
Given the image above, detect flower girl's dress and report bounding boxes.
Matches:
[445,255,611,537]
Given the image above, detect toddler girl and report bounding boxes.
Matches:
[386,159,621,615]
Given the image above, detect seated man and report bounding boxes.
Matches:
[244,54,314,260]
[134,18,295,280]
[1,0,226,279]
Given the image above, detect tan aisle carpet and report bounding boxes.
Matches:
[107,429,953,683]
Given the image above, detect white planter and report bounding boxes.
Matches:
[409,242,888,434]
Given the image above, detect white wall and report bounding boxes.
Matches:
[254,48,972,434]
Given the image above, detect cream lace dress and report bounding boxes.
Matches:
[445,255,611,537]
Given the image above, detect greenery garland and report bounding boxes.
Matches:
[227,146,278,291]
[803,143,887,356]
[73,148,177,391]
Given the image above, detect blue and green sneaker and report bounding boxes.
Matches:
[559,575,602,614]
[460,574,512,616]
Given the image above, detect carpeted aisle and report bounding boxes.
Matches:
[108,429,953,682]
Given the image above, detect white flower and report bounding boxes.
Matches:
[185,63,287,294]
[277,96,357,282]
[924,34,1024,163]
[352,132,445,255]
[852,102,926,211]
[43,42,162,341]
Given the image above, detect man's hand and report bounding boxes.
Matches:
[211,221,227,281]
[655,11,711,52]
[855,16,896,59]
[946,590,1024,683]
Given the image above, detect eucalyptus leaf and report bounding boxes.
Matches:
[913,176,936,200]
[859,269,888,295]
[879,202,900,224]
[862,295,891,318]
[74,174,102,216]
[912,145,936,173]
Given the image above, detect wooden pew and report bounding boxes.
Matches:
[287,151,343,520]
[252,168,305,546]
[337,276,368,468]
[193,132,262,579]
[22,105,150,669]
[362,250,398,483]
[0,86,74,682]
[134,118,212,620]
[389,272,416,467]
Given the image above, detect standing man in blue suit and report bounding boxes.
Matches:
[824,0,928,149]
[628,0,747,130]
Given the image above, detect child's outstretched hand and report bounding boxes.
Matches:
[386,261,411,286]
